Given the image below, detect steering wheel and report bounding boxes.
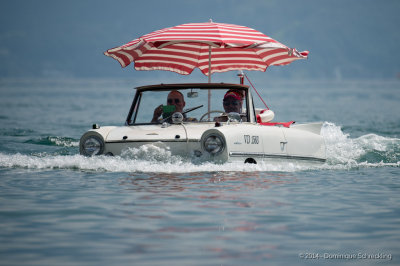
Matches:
[200,110,226,122]
[161,104,204,123]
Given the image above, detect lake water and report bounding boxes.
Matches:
[0,78,399,266]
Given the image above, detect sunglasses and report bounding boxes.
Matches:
[167,98,180,104]
[223,100,240,106]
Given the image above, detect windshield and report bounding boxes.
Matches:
[127,88,248,124]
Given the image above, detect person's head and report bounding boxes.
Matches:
[167,90,185,113]
[223,90,244,113]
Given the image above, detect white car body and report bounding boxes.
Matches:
[80,83,326,164]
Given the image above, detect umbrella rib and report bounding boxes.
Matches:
[157,41,220,49]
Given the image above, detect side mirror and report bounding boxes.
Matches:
[171,112,184,124]
[227,112,242,123]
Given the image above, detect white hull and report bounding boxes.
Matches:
[81,122,325,164]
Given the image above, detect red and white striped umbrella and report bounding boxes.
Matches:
[104,21,308,78]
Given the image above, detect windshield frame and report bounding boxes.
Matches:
[125,83,253,125]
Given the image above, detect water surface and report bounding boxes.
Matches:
[0,78,399,265]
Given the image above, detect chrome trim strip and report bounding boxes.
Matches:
[229,152,265,157]
[229,151,326,162]
[106,139,200,144]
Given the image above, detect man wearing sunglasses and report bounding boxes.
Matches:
[151,90,186,123]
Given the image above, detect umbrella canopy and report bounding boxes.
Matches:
[104,21,309,77]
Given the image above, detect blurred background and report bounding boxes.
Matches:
[1,0,399,82]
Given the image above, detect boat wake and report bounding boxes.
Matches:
[24,136,79,147]
[322,122,399,169]
[0,122,399,173]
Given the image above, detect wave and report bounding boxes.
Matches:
[322,122,400,166]
[0,122,399,173]
[24,136,79,147]
[0,128,35,137]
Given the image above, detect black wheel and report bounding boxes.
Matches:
[244,158,257,164]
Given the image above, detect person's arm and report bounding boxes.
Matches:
[151,105,163,123]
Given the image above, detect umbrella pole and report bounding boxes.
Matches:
[208,46,211,118]
[208,89,211,119]
[208,46,212,83]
